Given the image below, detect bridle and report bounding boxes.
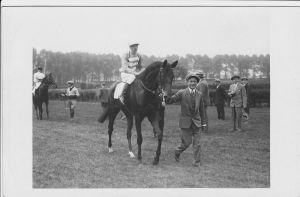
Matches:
[140,64,167,107]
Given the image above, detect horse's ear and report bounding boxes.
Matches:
[171,60,178,68]
[162,59,168,68]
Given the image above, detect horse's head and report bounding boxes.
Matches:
[43,72,57,88]
[159,60,178,97]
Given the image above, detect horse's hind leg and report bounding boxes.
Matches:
[38,104,43,120]
[135,115,143,164]
[45,101,49,119]
[123,111,134,158]
[34,105,39,119]
[107,107,120,153]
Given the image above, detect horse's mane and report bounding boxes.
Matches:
[137,61,162,81]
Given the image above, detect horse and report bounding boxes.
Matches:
[98,60,178,165]
[33,73,57,120]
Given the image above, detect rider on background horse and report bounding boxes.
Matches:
[32,66,45,95]
[114,41,145,104]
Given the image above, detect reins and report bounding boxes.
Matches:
[140,65,166,107]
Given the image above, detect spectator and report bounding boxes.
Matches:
[214,79,227,120]
[196,72,210,132]
[228,75,247,132]
[241,76,251,120]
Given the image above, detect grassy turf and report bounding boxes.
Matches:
[33,101,269,188]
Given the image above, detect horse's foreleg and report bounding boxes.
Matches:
[107,108,120,153]
[153,110,165,165]
[135,115,143,163]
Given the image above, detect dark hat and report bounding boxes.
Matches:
[231,75,240,80]
[37,66,43,70]
[186,73,200,83]
[241,76,248,80]
[196,72,204,78]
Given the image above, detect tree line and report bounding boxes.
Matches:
[33,48,270,87]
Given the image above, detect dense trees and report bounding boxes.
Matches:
[33,48,270,87]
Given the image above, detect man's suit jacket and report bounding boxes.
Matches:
[214,85,227,105]
[169,88,205,128]
[196,80,210,106]
[228,82,247,108]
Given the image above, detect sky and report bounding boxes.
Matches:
[27,7,269,57]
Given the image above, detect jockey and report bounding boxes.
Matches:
[32,66,45,95]
[116,41,144,104]
[65,80,80,120]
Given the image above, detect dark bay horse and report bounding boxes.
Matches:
[33,73,57,120]
[98,60,178,165]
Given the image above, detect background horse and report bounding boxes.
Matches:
[98,60,178,165]
[33,73,57,120]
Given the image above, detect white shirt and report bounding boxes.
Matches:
[33,71,45,83]
[188,87,196,94]
[66,86,80,97]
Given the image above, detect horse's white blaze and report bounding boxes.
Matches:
[108,147,113,153]
[128,151,135,158]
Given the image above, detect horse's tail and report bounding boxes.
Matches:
[97,82,118,123]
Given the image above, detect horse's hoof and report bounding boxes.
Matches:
[128,151,135,158]
[108,148,113,153]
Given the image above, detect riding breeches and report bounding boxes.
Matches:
[120,72,135,84]
[114,72,135,99]
[68,99,77,109]
[32,82,42,93]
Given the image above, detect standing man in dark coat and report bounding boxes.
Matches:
[196,72,210,132]
[228,75,247,132]
[166,73,206,167]
[241,76,251,118]
[214,79,227,120]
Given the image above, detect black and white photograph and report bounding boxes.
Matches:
[2,0,300,196]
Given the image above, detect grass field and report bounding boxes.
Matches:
[33,101,270,188]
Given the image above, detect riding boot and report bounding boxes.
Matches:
[119,83,129,104]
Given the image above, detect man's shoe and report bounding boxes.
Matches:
[175,152,180,162]
[229,128,236,132]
